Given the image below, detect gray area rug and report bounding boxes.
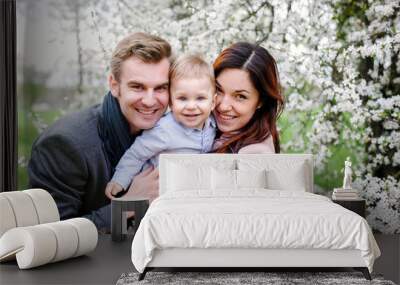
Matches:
[117,271,396,285]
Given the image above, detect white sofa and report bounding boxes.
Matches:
[0,189,98,269]
[131,154,380,280]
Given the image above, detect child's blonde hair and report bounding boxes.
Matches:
[169,53,215,92]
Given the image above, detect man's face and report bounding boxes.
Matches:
[109,57,170,134]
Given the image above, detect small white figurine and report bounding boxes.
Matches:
[343,157,353,190]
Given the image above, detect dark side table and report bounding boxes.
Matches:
[111,196,149,242]
[332,199,366,218]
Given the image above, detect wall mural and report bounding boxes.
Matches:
[17,0,399,233]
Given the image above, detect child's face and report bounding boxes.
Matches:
[170,76,215,129]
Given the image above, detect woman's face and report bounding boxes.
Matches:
[214,68,261,133]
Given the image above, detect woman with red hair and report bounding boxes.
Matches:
[212,42,284,153]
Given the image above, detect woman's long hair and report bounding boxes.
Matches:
[213,42,284,153]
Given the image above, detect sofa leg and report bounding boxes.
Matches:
[354,267,371,280]
[138,268,147,281]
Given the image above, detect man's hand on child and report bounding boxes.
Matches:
[123,166,159,200]
[105,182,124,200]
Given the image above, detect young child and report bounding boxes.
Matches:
[105,54,216,198]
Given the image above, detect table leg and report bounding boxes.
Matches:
[111,200,123,242]
[134,201,148,233]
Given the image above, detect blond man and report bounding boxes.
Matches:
[28,33,172,231]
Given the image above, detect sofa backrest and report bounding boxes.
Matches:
[159,154,314,195]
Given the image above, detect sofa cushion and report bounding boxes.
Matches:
[0,218,97,269]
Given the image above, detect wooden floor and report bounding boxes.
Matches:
[0,233,398,284]
[373,234,400,284]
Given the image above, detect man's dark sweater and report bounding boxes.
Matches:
[28,98,134,230]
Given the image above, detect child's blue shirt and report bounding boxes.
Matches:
[111,112,216,190]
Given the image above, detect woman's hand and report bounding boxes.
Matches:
[123,166,159,201]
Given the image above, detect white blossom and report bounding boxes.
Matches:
[28,0,399,233]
